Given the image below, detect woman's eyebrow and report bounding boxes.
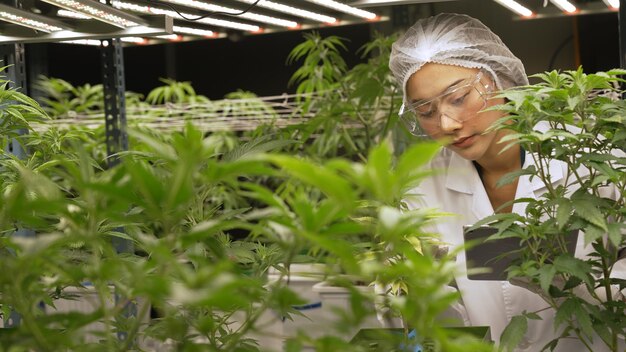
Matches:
[409,78,466,106]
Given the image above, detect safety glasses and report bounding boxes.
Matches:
[399,71,492,136]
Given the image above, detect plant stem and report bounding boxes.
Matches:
[120,296,151,351]
[14,283,52,351]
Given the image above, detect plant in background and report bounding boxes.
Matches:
[0,63,50,251]
[33,76,77,117]
[481,68,626,351]
[221,90,277,119]
[145,77,210,105]
[285,32,354,160]
[285,31,410,162]
[286,32,347,105]
[125,90,150,114]
[34,76,147,118]
[0,69,48,140]
[342,33,404,154]
[34,77,103,116]
[72,83,104,112]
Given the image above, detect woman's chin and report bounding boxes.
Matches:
[447,144,484,161]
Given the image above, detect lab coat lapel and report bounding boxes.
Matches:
[445,152,494,220]
[444,150,565,219]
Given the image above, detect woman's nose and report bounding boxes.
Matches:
[439,112,462,133]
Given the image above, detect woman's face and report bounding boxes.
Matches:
[405,63,506,161]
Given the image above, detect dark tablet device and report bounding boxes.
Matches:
[463,226,578,281]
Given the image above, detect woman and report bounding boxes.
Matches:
[389,13,623,352]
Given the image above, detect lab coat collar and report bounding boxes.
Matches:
[444,151,477,195]
[444,149,564,193]
[444,149,565,217]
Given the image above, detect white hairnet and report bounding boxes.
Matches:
[389,13,528,105]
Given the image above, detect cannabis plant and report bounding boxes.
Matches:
[34,76,147,118]
[145,77,210,105]
[0,67,48,140]
[483,68,626,351]
[251,141,493,352]
[0,120,295,351]
[285,32,406,162]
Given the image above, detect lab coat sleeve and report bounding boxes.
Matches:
[398,186,471,326]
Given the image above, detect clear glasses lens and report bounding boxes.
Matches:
[399,73,489,136]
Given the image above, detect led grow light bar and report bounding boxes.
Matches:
[161,0,298,28]
[492,0,534,17]
[305,0,377,20]
[156,34,181,40]
[62,25,215,45]
[57,9,91,19]
[120,36,146,43]
[173,25,215,37]
[233,0,336,24]
[550,0,577,13]
[112,1,260,32]
[603,0,619,9]
[61,38,102,45]
[40,0,146,28]
[0,3,69,32]
[0,14,171,44]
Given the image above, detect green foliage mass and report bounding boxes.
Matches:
[0,32,491,352]
[481,68,626,351]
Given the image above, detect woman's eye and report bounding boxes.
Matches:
[447,87,473,106]
[419,113,434,119]
[416,108,435,119]
[448,92,469,106]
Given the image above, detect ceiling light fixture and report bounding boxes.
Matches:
[112,1,261,32]
[0,3,69,32]
[61,38,102,45]
[0,14,172,44]
[602,0,619,9]
[549,0,578,13]
[233,0,336,24]
[161,0,298,28]
[56,9,91,19]
[120,36,146,43]
[305,0,377,20]
[156,33,182,40]
[173,25,215,37]
[492,0,534,17]
[40,0,146,28]
[349,0,449,5]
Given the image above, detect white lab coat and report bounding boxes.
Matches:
[403,147,625,352]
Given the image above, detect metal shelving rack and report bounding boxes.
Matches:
[0,0,167,332]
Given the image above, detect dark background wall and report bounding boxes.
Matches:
[31,23,372,100]
[25,0,621,100]
[576,13,619,73]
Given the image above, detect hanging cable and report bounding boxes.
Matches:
[548,34,572,70]
[142,0,262,21]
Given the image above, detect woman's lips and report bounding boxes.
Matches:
[452,135,476,148]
